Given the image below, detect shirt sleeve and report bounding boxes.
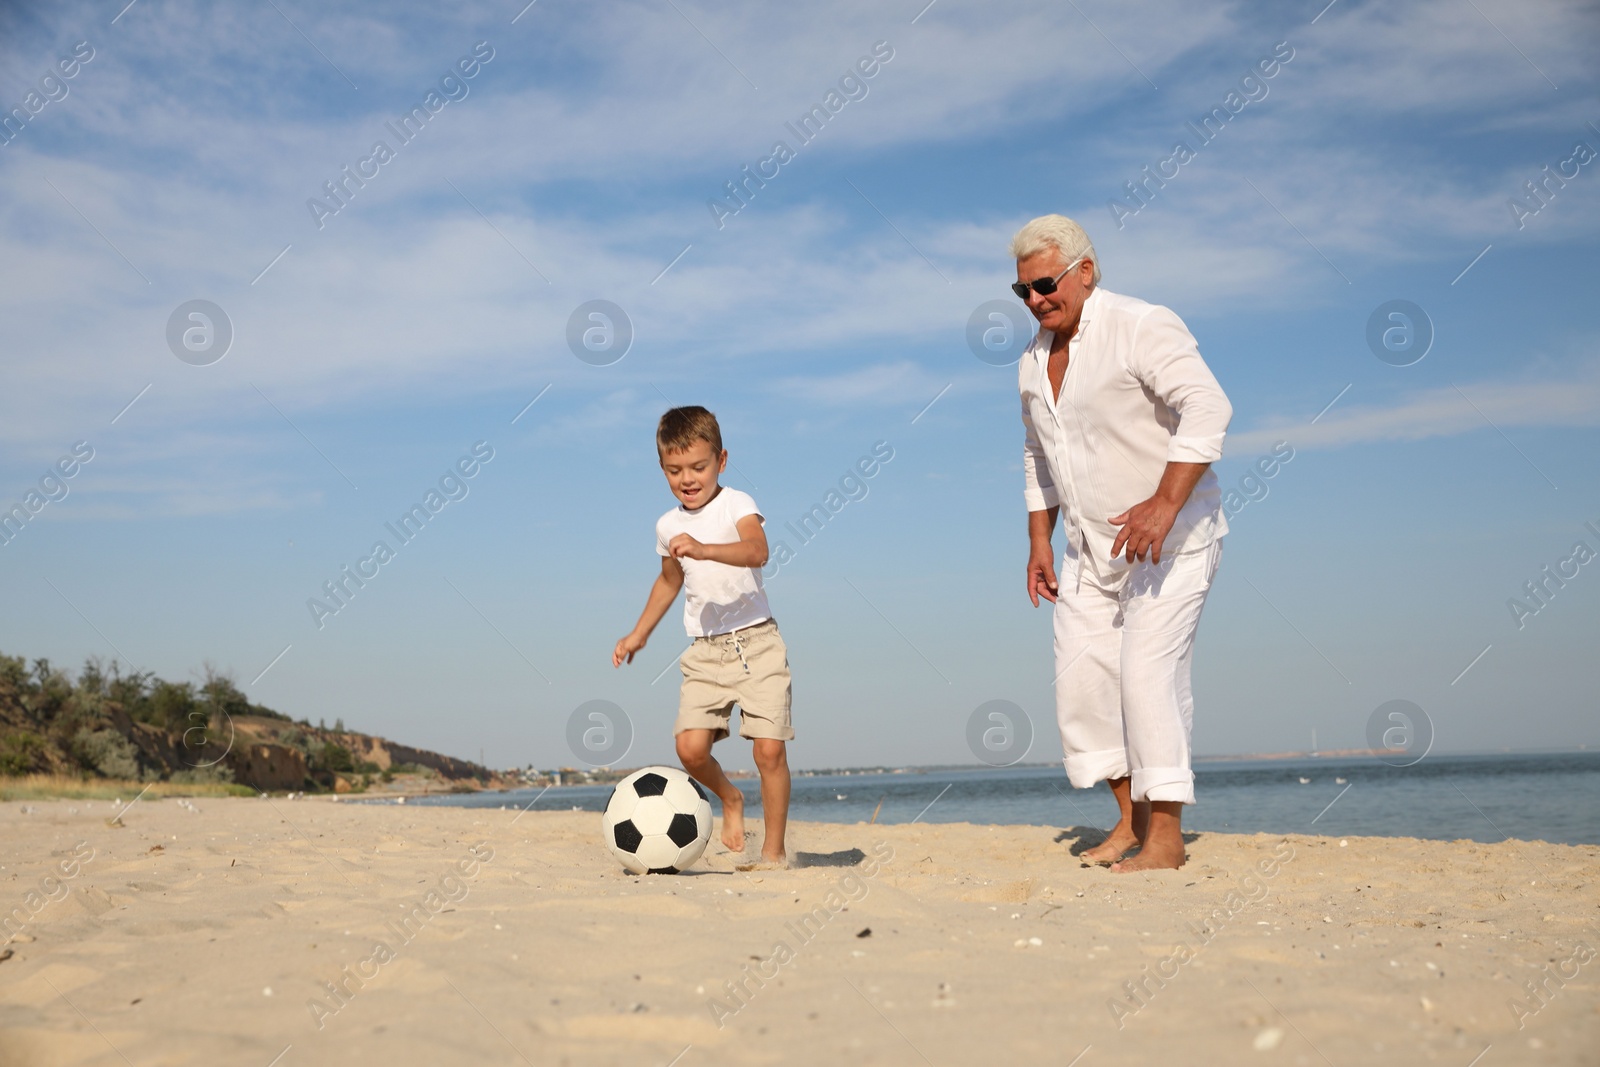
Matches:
[1129,306,1233,463]
[655,516,671,556]
[1020,360,1060,511]
[725,490,763,525]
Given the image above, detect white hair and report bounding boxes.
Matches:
[1009,214,1102,285]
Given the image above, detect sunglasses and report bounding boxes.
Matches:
[1011,256,1084,300]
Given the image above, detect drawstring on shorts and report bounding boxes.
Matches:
[699,620,769,673]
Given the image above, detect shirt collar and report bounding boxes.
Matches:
[1073,285,1101,338]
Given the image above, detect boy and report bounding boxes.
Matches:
[612,406,793,867]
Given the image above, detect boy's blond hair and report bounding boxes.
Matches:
[656,406,722,459]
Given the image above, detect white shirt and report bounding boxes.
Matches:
[1021,286,1232,581]
[656,487,772,637]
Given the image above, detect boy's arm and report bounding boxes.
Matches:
[667,514,769,568]
[614,556,684,667]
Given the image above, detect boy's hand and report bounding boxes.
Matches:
[613,631,647,667]
[667,533,707,560]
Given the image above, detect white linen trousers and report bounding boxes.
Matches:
[1053,536,1221,805]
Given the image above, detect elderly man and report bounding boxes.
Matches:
[1014,215,1232,873]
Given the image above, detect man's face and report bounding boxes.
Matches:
[660,439,726,510]
[1016,249,1095,337]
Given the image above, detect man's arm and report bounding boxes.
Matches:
[667,514,769,568]
[1021,391,1059,515]
[1028,505,1060,606]
[1021,374,1062,606]
[1132,307,1232,466]
[613,556,685,666]
[1108,307,1232,563]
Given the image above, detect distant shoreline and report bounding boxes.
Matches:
[472,746,1599,795]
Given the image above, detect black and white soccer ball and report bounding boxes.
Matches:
[602,766,713,874]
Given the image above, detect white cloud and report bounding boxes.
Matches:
[1275,0,1591,114]
[1227,360,1600,454]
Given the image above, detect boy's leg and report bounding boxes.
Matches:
[751,738,790,864]
[675,728,747,854]
[727,620,794,866]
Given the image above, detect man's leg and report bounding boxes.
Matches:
[1054,549,1134,862]
[1111,541,1221,873]
[676,728,747,854]
[1088,776,1151,863]
[751,738,790,864]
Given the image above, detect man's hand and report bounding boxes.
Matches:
[613,631,647,667]
[668,533,707,560]
[1027,541,1059,606]
[1108,496,1180,564]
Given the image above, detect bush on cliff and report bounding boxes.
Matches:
[0,650,290,786]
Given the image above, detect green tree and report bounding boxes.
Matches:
[146,680,199,734]
[0,732,47,775]
[105,663,154,722]
[201,668,251,722]
[317,742,354,773]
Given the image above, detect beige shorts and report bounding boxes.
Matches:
[675,618,794,742]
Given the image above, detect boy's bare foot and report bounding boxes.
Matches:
[719,794,746,853]
[675,729,752,855]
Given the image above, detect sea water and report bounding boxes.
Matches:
[386,751,1600,846]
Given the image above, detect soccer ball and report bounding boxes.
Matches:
[602,766,713,874]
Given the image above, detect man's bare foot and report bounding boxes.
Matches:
[1109,838,1185,872]
[1110,802,1185,872]
[719,795,746,853]
[1080,831,1139,865]
[1078,780,1148,865]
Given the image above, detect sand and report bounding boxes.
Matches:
[1,795,1595,1066]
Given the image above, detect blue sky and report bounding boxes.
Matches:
[1,0,1596,774]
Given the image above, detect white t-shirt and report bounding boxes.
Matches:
[656,487,772,637]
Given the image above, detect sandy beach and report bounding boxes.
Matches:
[1,796,1595,1066]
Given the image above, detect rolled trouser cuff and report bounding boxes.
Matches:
[1132,767,1195,805]
[1063,749,1130,789]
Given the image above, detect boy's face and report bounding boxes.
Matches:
[660,439,726,510]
